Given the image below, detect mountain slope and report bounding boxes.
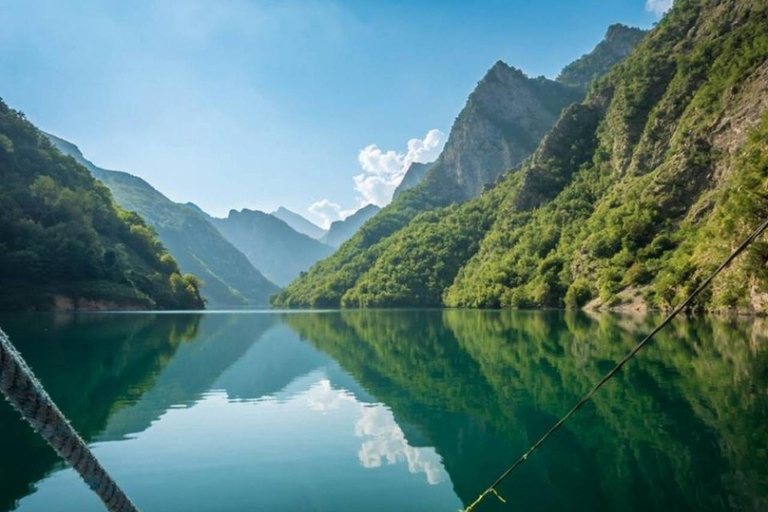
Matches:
[321,204,381,248]
[557,24,648,90]
[446,0,768,312]
[45,134,278,307]
[271,206,327,239]
[273,24,642,308]
[0,99,204,310]
[209,209,334,286]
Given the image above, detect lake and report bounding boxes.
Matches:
[0,310,765,512]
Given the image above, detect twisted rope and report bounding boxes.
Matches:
[462,216,768,511]
[0,328,140,512]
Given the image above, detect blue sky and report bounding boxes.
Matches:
[0,0,669,227]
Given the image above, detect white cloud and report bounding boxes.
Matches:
[308,199,356,229]
[646,0,673,15]
[308,129,446,227]
[354,128,445,207]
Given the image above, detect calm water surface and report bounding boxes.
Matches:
[0,310,766,512]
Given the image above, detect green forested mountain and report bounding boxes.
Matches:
[45,134,278,307]
[284,0,768,312]
[271,206,327,239]
[273,22,645,308]
[0,99,204,310]
[320,204,381,248]
[557,24,648,90]
[209,209,334,286]
[446,0,768,312]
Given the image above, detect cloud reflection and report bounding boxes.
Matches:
[304,379,448,485]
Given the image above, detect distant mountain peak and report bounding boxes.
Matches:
[271,206,327,240]
[211,208,334,286]
[321,204,381,248]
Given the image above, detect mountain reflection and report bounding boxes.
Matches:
[0,310,765,512]
[283,310,768,512]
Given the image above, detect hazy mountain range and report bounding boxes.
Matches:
[42,133,382,305]
[45,134,279,307]
[272,206,327,239]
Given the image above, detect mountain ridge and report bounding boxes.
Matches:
[208,208,334,287]
[272,206,327,239]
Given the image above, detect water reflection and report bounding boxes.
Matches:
[0,310,764,512]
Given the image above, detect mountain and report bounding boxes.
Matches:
[298,0,768,312]
[321,204,381,248]
[393,161,435,199]
[45,134,278,307]
[557,24,648,90]
[271,206,327,239]
[208,209,334,287]
[0,99,204,310]
[273,23,643,308]
[444,0,768,312]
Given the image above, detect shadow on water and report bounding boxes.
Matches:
[0,310,765,512]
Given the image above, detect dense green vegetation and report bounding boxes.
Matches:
[273,23,645,308]
[46,135,277,307]
[0,100,204,310]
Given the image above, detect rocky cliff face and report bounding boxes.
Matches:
[423,62,583,202]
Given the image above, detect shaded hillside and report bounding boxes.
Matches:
[210,209,334,287]
[272,206,327,239]
[0,100,203,310]
[321,204,381,248]
[45,134,277,307]
[273,24,639,307]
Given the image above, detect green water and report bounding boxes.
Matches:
[0,310,766,512]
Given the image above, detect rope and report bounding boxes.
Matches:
[0,328,140,512]
[461,216,768,512]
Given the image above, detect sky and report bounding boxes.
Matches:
[0,0,671,228]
